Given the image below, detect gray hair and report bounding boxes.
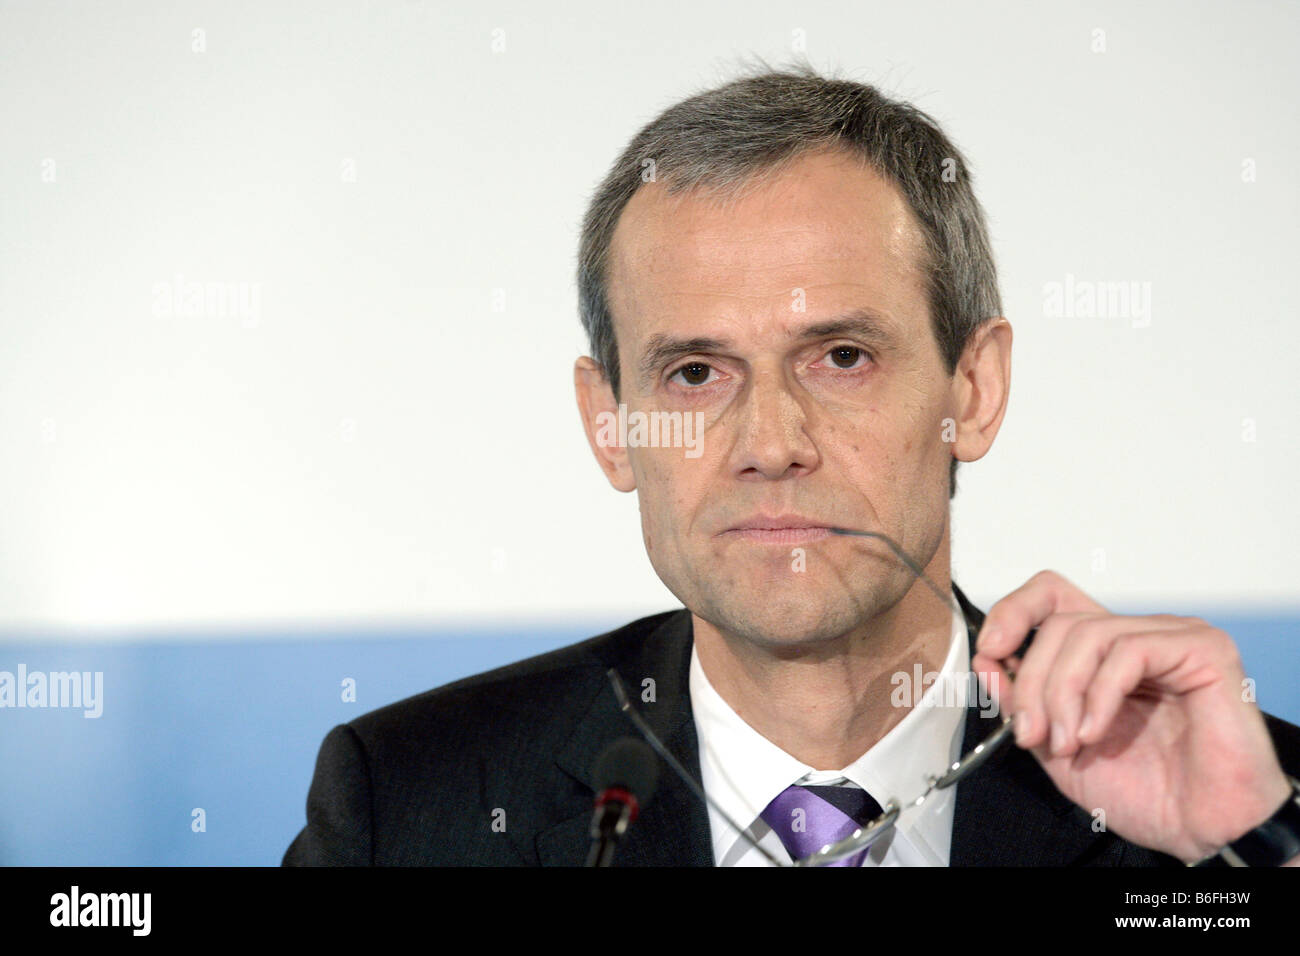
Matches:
[576,61,1003,499]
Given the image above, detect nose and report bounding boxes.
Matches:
[728,365,821,481]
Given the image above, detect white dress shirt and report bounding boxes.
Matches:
[690,598,969,866]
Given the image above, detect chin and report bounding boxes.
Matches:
[699,588,873,650]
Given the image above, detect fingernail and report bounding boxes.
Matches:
[1078,714,1094,740]
[977,625,999,652]
[1050,722,1065,754]
[1013,710,1029,744]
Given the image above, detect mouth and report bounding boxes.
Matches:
[717,514,836,545]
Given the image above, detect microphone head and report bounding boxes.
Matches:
[592,737,659,809]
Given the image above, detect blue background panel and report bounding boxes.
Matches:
[0,610,1296,866]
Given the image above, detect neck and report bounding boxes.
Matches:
[692,526,954,770]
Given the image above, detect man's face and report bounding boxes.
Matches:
[602,147,959,649]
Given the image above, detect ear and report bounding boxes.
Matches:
[574,356,637,493]
[949,317,1012,466]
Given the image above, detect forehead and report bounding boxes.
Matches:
[606,147,929,341]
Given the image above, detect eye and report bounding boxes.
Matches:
[669,361,718,387]
[819,345,871,370]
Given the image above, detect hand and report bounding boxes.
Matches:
[971,570,1293,864]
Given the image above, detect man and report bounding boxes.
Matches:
[283,64,1300,867]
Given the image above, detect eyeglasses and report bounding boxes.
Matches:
[606,526,1026,867]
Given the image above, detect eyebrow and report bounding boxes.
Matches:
[635,308,899,386]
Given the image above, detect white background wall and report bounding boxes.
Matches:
[2,0,1297,635]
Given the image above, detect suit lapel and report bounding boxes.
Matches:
[537,609,713,866]
[949,583,1119,865]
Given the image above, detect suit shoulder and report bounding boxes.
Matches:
[347,608,681,745]
[1264,711,1300,776]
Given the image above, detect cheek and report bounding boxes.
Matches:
[634,453,693,551]
[835,420,903,472]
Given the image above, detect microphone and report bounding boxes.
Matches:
[586,737,659,867]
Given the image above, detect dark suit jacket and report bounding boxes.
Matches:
[283,584,1300,866]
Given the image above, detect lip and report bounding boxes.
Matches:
[718,514,836,544]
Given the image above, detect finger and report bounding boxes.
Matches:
[976,570,1108,661]
[971,651,1013,717]
[1077,624,1238,747]
[1005,611,1099,749]
[1042,614,1189,756]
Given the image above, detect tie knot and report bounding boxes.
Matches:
[759,783,884,866]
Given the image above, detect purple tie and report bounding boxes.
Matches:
[759,784,884,866]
